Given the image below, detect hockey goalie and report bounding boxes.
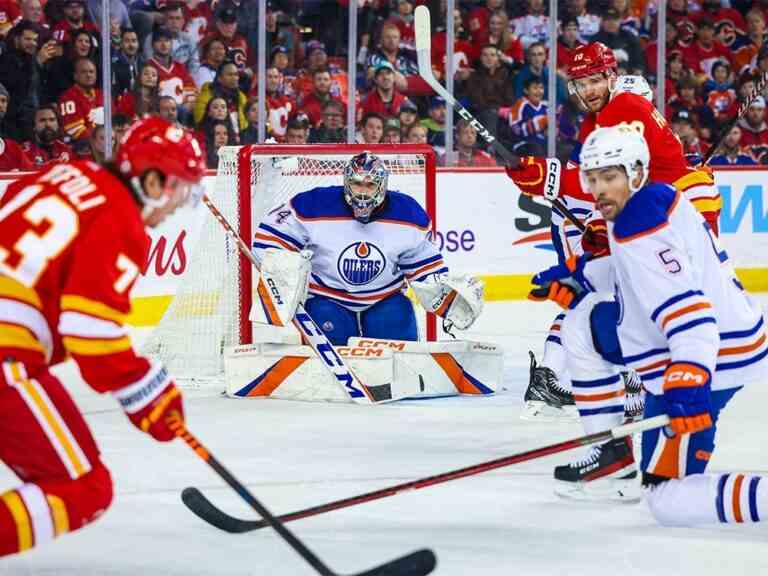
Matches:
[224,151,504,402]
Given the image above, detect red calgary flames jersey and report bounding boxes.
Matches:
[0,161,152,393]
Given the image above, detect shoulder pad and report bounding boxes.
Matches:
[290,186,350,219]
[613,183,679,242]
[375,191,430,229]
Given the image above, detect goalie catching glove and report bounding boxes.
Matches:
[411,273,484,331]
[255,248,313,326]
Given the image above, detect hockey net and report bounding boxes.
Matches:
[142,144,437,384]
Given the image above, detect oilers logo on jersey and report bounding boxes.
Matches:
[337,241,386,285]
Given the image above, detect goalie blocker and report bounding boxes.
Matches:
[224,328,503,403]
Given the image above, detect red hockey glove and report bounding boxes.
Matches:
[504,156,561,200]
[113,363,185,442]
[661,362,713,435]
[581,218,610,257]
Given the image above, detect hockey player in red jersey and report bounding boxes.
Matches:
[0,117,205,556]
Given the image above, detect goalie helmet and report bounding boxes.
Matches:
[579,125,650,193]
[611,75,653,102]
[343,151,388,223]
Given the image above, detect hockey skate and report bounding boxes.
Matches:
[622,369,645,422]
[521,352,578,421]
[553,437,641,502]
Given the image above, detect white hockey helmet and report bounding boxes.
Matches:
[579,125,650,193]
[611,75,653,102]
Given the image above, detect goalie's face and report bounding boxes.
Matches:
[571,73,611,112]
[583,166,631,221]
[346,177,384,223]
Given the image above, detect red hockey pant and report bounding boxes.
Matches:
[0,361,113,556]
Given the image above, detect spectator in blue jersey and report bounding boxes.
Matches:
[709,125,757,165]
[504,76,547,156]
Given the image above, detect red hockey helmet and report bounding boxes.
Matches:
[116,117,205,184]
[567,42,618,80]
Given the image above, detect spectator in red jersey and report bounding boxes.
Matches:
[309,100,345,144]
[455,119,497,167]
[365,22,419,94]
[483,10,524,68]
[284,115,309,144]
[141,3,199,76]
[46,27,98,104]
[0,22,57,140]
[667,76,715,141]
[709,125,757,165]
[157,95,180,126]
[645,19,682,77]
[737,96,768,161]
[462,45,515,138]
[116,62,160,121]
[146,26,197,112]
[590,8,644,75]
[386,0,416,52]
[296,67,344,128]
[203,4,249,75]
[398,98,419,141]
[466,0,505,45]
[557,16,584,73]
[183,0,212,46]
[662,50,687,100]
[682,18,732,81]
[361,61,407,122]
[205,118,237,168]
[406,123,428,144]
[568,0,600,41]
[52,0,97,44]
[58,56,104,151]
[668,0,698,48]
[700,0,745,48]
[703,60,737,123]
[670,109,707,156]
[22,104,74,168]
[292,40,348,108]
[0,0,21,38]
[430,8,475,83]
[0,134,33,170]
[194,37,227,89]
[731,9,766,74]
[263,66,295,142]
[194,60,247,135]
[358,111,384,145]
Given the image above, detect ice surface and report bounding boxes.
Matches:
[1,300,766,576]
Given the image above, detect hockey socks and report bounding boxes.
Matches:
[645,473,768,526]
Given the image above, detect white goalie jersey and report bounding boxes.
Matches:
[252,186,447,312]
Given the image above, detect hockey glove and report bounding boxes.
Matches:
[113,363,185,442]
[504,156,561,200]
[529,254,594,310]
[581,217,610,257]
[661,362,713,435]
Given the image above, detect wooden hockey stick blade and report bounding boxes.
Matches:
[414,6,584,230]
[172,419,436,576]
[180,415,669,534]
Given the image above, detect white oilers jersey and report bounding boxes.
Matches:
[551,191,595,261]
[253,186,447,311]
[603,182,767,395]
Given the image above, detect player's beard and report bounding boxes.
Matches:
[36,128,58,145]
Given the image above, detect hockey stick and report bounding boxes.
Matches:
[169,416,437,576]
[201,194,379,404]
[701,68,768,165]
[413,5,585,233]
[180,414,670,534]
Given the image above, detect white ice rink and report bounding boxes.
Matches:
[1,299,767,576]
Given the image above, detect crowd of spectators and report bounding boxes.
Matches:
[0,0,765,170]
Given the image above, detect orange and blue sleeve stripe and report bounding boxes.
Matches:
[253,223,303,252]
[650,290,716,339]
[717,474,762,523]
[570,373,625,417]
[400,255,447,282]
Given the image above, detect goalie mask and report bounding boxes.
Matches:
[343,151,388,223]
[579,125,650,194]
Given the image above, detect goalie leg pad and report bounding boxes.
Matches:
[360,293,418,341]
[304,296,360,346]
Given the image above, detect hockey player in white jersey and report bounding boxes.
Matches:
[251,151,483,345]
[533,125,768,522]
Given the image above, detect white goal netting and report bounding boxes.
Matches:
[142,144,437,384]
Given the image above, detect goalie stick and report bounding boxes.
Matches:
[180,415,670,534]
[169,416,437,576]
[414,5,585,233]
[201,194,379,405]
[701,68,768,165]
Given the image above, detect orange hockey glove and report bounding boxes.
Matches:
[661,362,713,435]
[504,156,561,200]
[113,363,185,442]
